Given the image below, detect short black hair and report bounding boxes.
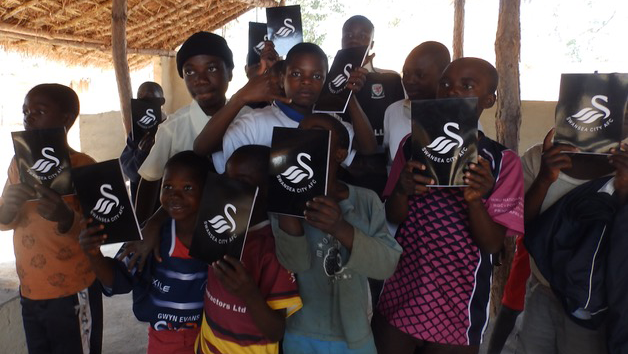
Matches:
[343,15,374,32]
[229,145,271,176]
[164,151,211,185]
[284,43,328,73]
[454,57,499,94]
[137,81,164,98]
[303,114,350,151]
[27,84,80,121]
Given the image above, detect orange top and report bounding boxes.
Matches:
[0,153,97,300]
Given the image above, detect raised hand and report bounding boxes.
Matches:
[34,184,74,232]
[138,131,156,152]
[0,183,35,224]
[78,219,106,258]
[538,128,578,184]
[395,160,434,196]
[463,157,494,203]
[346,66,368,93]
[212,255,259,301]
[610,142,628,202]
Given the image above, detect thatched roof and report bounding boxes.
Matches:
[0,0,279,69]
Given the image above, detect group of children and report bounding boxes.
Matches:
[0,12,625,354]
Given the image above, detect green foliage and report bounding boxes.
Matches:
[286,0,345,45]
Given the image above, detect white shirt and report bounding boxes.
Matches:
[213,104,356,173]
[382,99,411,170]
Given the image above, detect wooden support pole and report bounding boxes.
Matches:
[112,0,133,135]
[491,0,522,317]
[453,0,465,60]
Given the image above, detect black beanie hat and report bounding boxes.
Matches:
[176,32,234,78]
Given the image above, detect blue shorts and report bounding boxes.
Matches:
[283,332,377,354]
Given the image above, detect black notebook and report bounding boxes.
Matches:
[268,127,330,217]
[72,159,142,244]
[131,98,162,142]
[11,127,73,198]
[189,173,258,264]
[554,73,628,154]
[266,5,303,57]
[248,22,268,63]
[411,98,478,187]
[313,45,370,114]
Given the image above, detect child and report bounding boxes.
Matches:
[192,42,377,174]
[135,31,234,222]
[271,114,402,353]
[0,83,102,354]
[196,145,302,354]
[339,15,406,195]
[383,41,451,169]
[374,58,524,354]
[514,129,625,354]
[79,151,210,354]
[120,81,166,203]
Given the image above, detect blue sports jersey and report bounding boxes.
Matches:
[104,218,208,331]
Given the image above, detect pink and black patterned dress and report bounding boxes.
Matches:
[377,134,524,346]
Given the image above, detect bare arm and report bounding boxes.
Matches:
[345,69,377,155]
[79,222,116,288]
[193,62,291,156]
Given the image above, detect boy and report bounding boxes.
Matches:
[383,41,451,169]
[339,15,406,194]
[0,84,102,354]
[374,58,524,354]
[514,129,627,354]
[192,42,377,174]
[135,31,234,223]
[271,114,402,353]
[120,81,166,203]
[79,151,210,354]
[196,145,302,354]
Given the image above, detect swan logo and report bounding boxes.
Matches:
[570,95,610,124]
[253,35,269,55]
[92,185,120,215]
[91,184,124,223]
[276,153,319,194]
[30,147,60,174]
[565,95,614,132]
[281,153,314,184]
[328,64,352,94]
[28,147,64,181]
[275,19,296,38]
[137,108,157,129]
[207,204,237,234]
[426,123,464,155]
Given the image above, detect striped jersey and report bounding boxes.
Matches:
[196,221,302,354]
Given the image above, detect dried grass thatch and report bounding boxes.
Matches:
[0,0,279,69]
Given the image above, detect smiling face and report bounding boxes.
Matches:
[160,165,203,224]
[283,53,327,114]
[182,54,232,115]
[22,92,69,131]
[436,58,497,115]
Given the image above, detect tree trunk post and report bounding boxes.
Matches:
[492,0,522,316]
[453,0,465,60]
[112,0,133,135]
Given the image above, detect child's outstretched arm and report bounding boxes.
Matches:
[213,256,286,342]
[193,61,291,157]
[524,129,577,222]
[0,183,34,226]
[385,160,433,224]
[345,67,377,155]
[79,220,116,288]
[464,157,507,254]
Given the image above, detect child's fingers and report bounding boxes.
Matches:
[412,174,434,186]
[309,197,339,210]
[215,259,238,278]
[406,160,427,171]
[222,256,245,273]
[542,128,555,152]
